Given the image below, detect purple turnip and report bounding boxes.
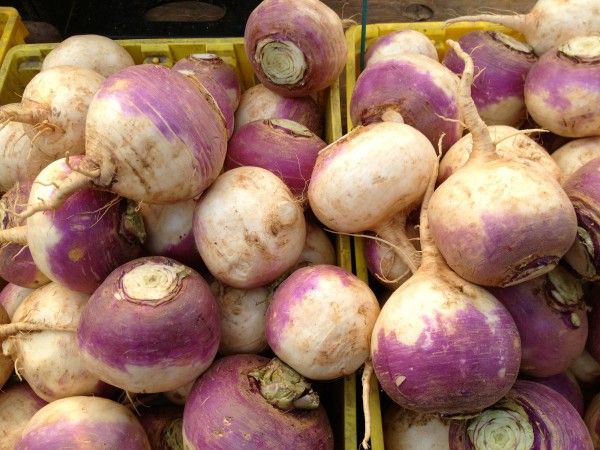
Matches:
[524,371,584,416]
[366,30,439,66]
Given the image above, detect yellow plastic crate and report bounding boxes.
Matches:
[0,8,27,68]
[0,37,355,450]
[345,22,523,450]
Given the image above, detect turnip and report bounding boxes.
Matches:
[298,219,335,266]
[553,137,600,180]
[0,306,11,388]
[0,383,46,450]
[350,54,462,152]
[0,182,49,288]
[438,125,561,184]
[563,157,600,280]
[0,283,33,320]
[571,351,600,387]
[42,34,135,77]
[19,64,228,219]
[183,355,334,449]
[139,200,201,268]
[366,30,439,66]
[244,0,346,97]
[449,380,593,449]
[525,371,584,416]
[371,162,521,414]
[173,53,241,110]
[0,282,108,402]
[15,396,150,449]
[443,31,537,127]
[266,264,379,380]
[139,405,183,450]
[308,121,437,273]
[211,280,269,355]
[225,119,326,198]
[446,0,600,55]
[77,256,220,393]
[193,166,306,289]
[525,35,600,138]
[384,405,450,450]
[489,265,587,376]
[0,66,104,158]
[0,122,53,192]
[428,40,577,287]
[0,158,145,293]
[235,83,323,135]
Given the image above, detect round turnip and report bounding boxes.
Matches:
[0,383,46,450]
[553,137,600,180]
[0,283,33,320]
[366,30,439,65]
[384,405,450,450]
[525,371,584,416]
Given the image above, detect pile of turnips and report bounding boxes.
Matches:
[1,0,600,448]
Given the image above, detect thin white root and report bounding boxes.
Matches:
[0,322,77,340]
[361,360,373,450]
[493,128,549,145]
[0,226,27,245]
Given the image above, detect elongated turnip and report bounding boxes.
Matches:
[0,122,53,192]
[0,383,46,450]
[0,66,104,158]
[0,182,49,288]
[194,166,306,289]
[350,54,461,152]
[489,265,587,376]
[447,0,600,55]
[525,371,584,416]
[139,406,183,450]
[140,200,201,268]
[225,119,325,198]
[443,31,537,127]
[525,35,600,138]
[372,162,521,414]
[553,137,600,180]
[244,0,346,97]
[42,35,134,76]
[0,283,33,320]
[173,53,241,110]
[366,30,439,66]
[266,264,379,380]
[211,280,269,355]
[77,256,220,393]
[19,64,228,218]
[183,355,334,449]
[438,125,561,184]
[235,84,323,135]
[308,121,437,273]
[0,282,108,402]
[16,396,150,449]
[449,380,593,449]
[428,40,577,287]
[384,405,450,450]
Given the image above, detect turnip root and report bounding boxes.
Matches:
[42,35,134,77]
[308,121,437,273]
[235,83,323,135]
[139,405,183,450]
[553,137,600,180]
[446,0,600,55]
[525,371,584,416]
[438,125,561,184]
[0,306,11,388]
[0,122,53,192]
[211,280,269,355]
[0,383,46,450]
[0,283,33,320]
[371,160,521,415]
[443,31,537,127]
[173,53,241,110]
[0,66,104,158]
[140,200,201,268]
[77,256,220,393]
[350,54,462,152]
[266,264,379,380]
[244,0,346,97]
[384,405,450,450]
[0,182,49,288]
[15,396,150,449]
[193,166,306,289]
[298,220,335,266]
[225,119,325,198]
[366,30,439,66]
[428,40,577,287]
[525,36,600,138]
[0,282,108,402]
[183,355,333,449]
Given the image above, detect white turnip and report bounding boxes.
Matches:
[0,283,33,320]
[0,383,46,450]
[553,137,600,180]
[366,30,439,65]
